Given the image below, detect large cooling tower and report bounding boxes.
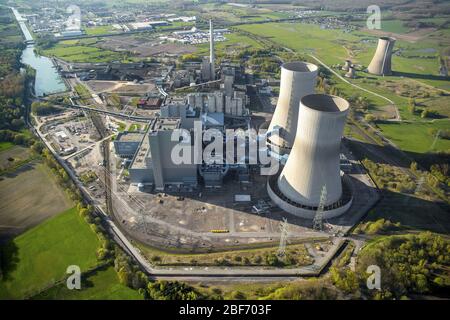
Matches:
[267,62,318,155]
[267,94,353,219]
[367,37,396,76]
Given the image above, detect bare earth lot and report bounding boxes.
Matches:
[86,80,155,94]
[97,35,196,57]
[0,161,72,240]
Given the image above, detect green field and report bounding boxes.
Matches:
[196,32,264,56]
[0,207,101,299]
[238,22,356,65]
[237,22,449,90]
[376,120,450,153]
[33,266,142,300]
[84,26,117,36]
[380,20,411,34]
[0,141,13,152]
[43,40,130,63]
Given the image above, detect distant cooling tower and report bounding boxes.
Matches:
[342,59,352,71]
[345,66,356,79]
[367,37,396,76]
[267,94,353,219]
[267,62,318,156]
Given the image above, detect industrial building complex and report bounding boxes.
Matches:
[113,40,354,221]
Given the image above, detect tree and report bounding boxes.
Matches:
[117,266,131,286]
[147,281,202,300]
[31,101,60,116]
[356,232,450,299]
[330,267,359,294]
[364,114,376,122]
[231,291,246,300]
[265,253,280,266]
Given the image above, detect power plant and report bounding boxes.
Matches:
[268,94,353,219]
[367,37,396,76]
[116,56,353,220]
[267,62,318,156]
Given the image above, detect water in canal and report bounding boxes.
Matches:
[12,7,66,97]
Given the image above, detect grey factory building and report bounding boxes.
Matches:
[128,118,198,191]
[114,132,144,158]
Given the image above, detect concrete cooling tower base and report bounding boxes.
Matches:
[267,173,353,219]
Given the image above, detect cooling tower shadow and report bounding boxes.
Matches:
[393,71,450,82]
[344,138,450,170]
[346,139,409,167]
[342,181,450,234]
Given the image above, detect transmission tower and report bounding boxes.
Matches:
[277,218,289,258]
[313,185,327,231]
[403,175,426,205]
[430,130,441,151]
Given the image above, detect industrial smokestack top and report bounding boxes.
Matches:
[267,61,318,156]
[368,37,396,76]
[276,93,349,209]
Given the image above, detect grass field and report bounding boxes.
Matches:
[0,141,13,152]
[376,120,450,153]
[84,26,117,36]
[136,241,315,267]
[196,32,264,56]
[43,41,129,63]
[0,207,101,299]
[238,22,356,65]
[0,161,72,239]
[32,266,142,300]
[237,22,449,89]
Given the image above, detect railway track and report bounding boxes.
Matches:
[89,112,113,214]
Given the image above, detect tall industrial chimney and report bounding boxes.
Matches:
[267,62,318,156]
[267,94,352,218]
[367,37,396,76]
[209,19,215,80]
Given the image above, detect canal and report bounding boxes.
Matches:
[11,7,67,97]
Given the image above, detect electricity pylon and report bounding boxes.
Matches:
[277,218,289,258]
[313,185,327,231]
